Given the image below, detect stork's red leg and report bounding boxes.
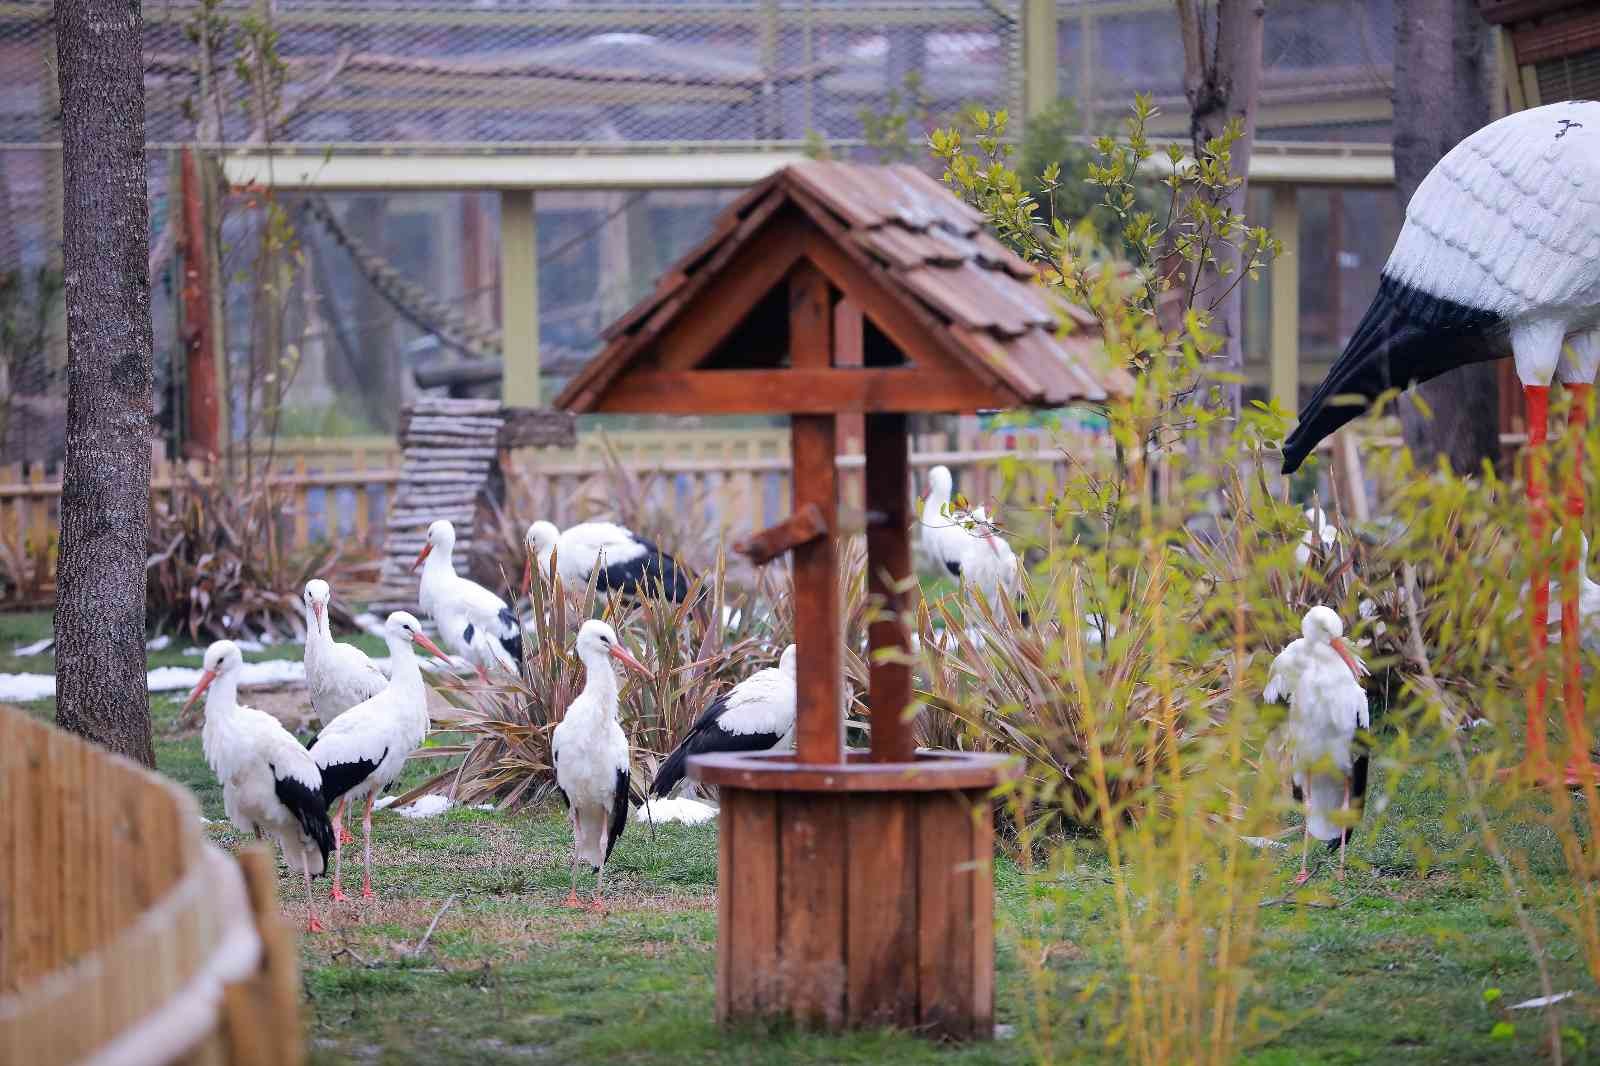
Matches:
[1527,384,1553,772]
[1564,383,1597,787]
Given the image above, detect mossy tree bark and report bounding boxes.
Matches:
[52,0,156,767]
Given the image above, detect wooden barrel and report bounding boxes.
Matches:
[0,705,304,1065]
[690,749,1014,1039]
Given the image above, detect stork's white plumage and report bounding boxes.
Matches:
[186,641,334,932]
[1280,102,1600,775]
[414,519,524,679]
[302,579,387,728]
[1265,605,1370,884]
[303,579,387,846]
[919,465,974,578]
[309,612,446,902]
[1295,508,1337,568]
[650,644,797,800]
[1537,532,1600,650]
[552,619,651,912]
[524,520,694,602]
[957,505,1023,620]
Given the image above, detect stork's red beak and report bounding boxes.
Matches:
[610,643,652,678]
[411,542,432,573]
[1332,637,1368,678]
[183,668,219,715]
[312,600,325,626]
[521,552,534,598]
[411,631,449,662]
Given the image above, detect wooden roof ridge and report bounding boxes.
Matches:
[557,160,1133,415]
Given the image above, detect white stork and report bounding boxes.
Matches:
[303,579,387,844]
[919,465,974,578]
[553,619,651,912]
[1265,605,1371,884]
[650,644,797,800]
[524,520,694,602]
[1280,101,1600,774]
[414,519,524,680]
[309,611,446,902]
[1295,508,1337,569]
[186,641,335,932]
[956,505,1025,622]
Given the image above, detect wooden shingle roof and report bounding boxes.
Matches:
[556,160,1133,415]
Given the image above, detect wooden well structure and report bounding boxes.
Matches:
[556,160,1131,1037]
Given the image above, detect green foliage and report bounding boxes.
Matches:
[930,94,1281,393]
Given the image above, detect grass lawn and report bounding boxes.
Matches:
[3,608,1593,1064]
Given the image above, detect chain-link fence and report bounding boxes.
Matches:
[0,0,1392,465]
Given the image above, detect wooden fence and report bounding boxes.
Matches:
[1,426,1087,600]
[0,705,305,1065]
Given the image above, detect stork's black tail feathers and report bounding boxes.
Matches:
[274,774,336,871]
[650,741,693,800]
[1280,274,1505,474]
[1324,751,1371,853]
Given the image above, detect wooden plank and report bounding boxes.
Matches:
[595,367,1010,415]
[777,792,847,1029]
[917,790,975,1038]
[791,414,842,765]
[716,784,734,1022]
[725,790,780,1019]
[865,412,916,762]
[292,457,310,547]
[845,794,918,1027]
[733,503,828,565]
[971,789,995,1035]
[27,463,47,548]
[351,452,368,543]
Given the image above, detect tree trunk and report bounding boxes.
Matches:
[1394,0,1499,474]
[52,0,156,768]
[1177,0,1266,419]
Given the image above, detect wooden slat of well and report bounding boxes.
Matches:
[725,790,780,1019]
[971,791,995,1033]
[716,786,734,1024]
[917,790,977,1038]
[845,794,918,1028]
[778,792,847,1028]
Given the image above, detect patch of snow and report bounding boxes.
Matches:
[145,634,172,652]
[393,794,455,819]
[14,637,53,657]
[148,659,305,693]
[636,797,717,826]
[1239,836,1289,850]
[472,804,496,811]
[374,796,398,810]
[353,612,389,639]
[1510,991,1574,1010]
[0,674,57,702]
[4,658,307,703]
